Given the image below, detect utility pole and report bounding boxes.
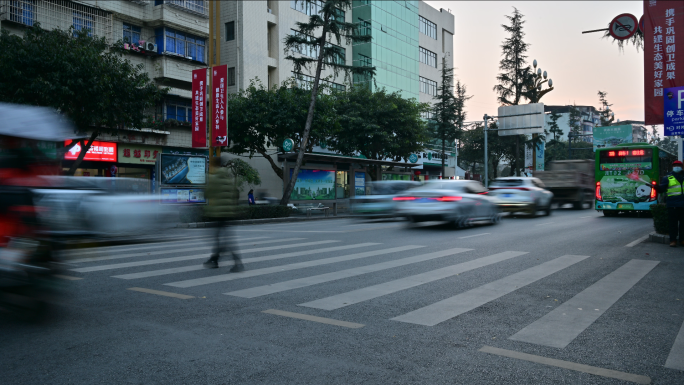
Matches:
[208,0,222,169]
[483,114,489,188]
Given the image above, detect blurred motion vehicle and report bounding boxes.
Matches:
[32,176,177,239]
[533,160,594,210]
[393,180,500,227]
[351,181,420,219]
[488,177,553,217]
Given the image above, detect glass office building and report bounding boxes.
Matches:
[352,0,420,100]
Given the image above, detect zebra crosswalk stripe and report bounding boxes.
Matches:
[66,235,219,256]
[299,251,528,310]
[70,237,298,264]
[165,245,425,289]
[666,319,684,371]
[391,255,590,326]
[225,248,473,298]
[70,240,340,273]
[111,243,380,280]
[509,259,659,349]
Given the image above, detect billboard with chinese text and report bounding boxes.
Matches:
[118,144,161,164]
[643,0,684,125]
[664,86,684,136]
[64,140,117,162]
[593,125,633,151]
[160,154,207,185]
[192,68,207,148]
[355,172,366,196]
[212,65,227,147]
[289,169,335,200]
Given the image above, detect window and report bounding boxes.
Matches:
[74,10,94,37]
[420,77,437,96]
[123,22,142,44]
[293,73,345,92]
[164,28,205,62]
[228,67,236,86]
[291,0,344,21]
[225,21,235,41]
[420,16,436,39]
[9,0,35,26]
[357,20,371,36]
[421,111,435,120]
[420,47,437,68]
[165,99,192,122]
[155,0,207,16]
[358,54,371,67]
[290,29,345,65]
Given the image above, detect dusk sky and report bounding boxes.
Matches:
[425,1,645,125]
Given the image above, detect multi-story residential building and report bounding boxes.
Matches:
[220,0,455,202]
[544,105,602,143]
[0,0,209,189]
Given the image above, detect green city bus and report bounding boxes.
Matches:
[595,143,677,216]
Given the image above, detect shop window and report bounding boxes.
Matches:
[336,171,350,199]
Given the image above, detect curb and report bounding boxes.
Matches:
[649,231,670,244]
[176,215,351,228]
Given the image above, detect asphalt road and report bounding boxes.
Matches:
[3,208,684,384]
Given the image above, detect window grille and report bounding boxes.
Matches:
[0,0,113,43]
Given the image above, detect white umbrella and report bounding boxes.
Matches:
[0,102,81,141]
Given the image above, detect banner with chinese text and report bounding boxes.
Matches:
[644,0,684,125]
[191,68,207,148]
[212,65,228,147]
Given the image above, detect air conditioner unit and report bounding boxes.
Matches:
[145,42,157,51]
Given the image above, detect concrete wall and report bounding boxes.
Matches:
[418,3,454,106]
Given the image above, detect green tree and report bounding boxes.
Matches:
[0,25,167,174]
[227,79,337,180]
[493,7,531,176]
[568,104,582,136]
[222,158,262,191]
[548,110,563,141]
[430,57,471,178]
[458,121,514,182]
[329,86,429,180]
[281,0,374,204]
[597,90,615,126]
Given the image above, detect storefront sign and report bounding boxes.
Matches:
[212,65,228,147]
[118,144,162,164]
[64,140,117,162]
[644,0,684,125]
[163,147,209,156]
[664,85,684,136]
[355,172,366,196]
[160,154,207,185]
[192,68,207,148]
[289,169,335,200]
[160,188,206,204]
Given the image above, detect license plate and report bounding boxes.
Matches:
[503,194,514,198]
[617,203,634,210]
[418,198,433,203]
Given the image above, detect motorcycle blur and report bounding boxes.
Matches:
[0,135,64,322]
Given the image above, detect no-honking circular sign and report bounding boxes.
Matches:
[609,13,638,41]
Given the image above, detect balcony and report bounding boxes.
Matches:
[164,0,207,18]
[0,0,113,43]
[127,0,150,5]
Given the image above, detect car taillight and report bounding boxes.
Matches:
[436,196,462,202]
[393,196,416,201]
[595,182,602,201]
[478,192,488,195]
[650,181,657,201]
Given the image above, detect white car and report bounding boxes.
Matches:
[487,177,554,217]
[393,180,500,227]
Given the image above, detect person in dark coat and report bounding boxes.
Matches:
[654,160,684,247]
[202,156,244,271]
[248,189,255,205]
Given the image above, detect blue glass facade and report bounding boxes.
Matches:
[352,0,420,100]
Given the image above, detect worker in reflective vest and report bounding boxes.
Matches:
[655,160,684,247]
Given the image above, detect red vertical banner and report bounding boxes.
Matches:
[644,0,684,125]
[191,68,207,148]
[212,64,228,147]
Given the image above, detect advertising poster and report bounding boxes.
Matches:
[355,172,366,196]
[598,173,654,210]
[644,0,684,125]
[160,154,207,185]
[160,188,206,204]
[289,169,335,200]
[382,174,410,181]
[191,68,207,148]
[64,140,117,162]
[212,65,228,147]
[593,125,633,151]
[535,142,545,171]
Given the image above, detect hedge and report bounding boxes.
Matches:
[178,205,292,223]
[650,203,669,235]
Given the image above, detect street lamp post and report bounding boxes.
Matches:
[529,60,553,172]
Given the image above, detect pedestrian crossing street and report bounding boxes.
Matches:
[65,233,684,370]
